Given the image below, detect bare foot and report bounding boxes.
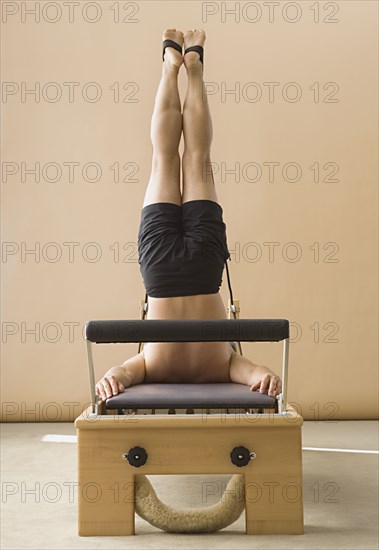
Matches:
[183,28,206,71]
[162,28,184,68]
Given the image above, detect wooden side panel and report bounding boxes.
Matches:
[244,427,304,534]
[76,419,304,535]
[77,430,135,536]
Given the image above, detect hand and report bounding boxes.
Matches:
[250,369,282,397]
[95,366,130,401]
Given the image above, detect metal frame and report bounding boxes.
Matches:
[86,339,99,415]
[278,337,289,415]
[85,330,290,417]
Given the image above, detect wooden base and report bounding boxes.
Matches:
[75,405,304,536]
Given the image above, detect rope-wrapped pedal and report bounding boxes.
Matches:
[135,474,245,533]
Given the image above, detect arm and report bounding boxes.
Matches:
[95,351,146,400]
[229,350,282,397]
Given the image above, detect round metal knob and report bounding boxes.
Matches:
[230,446,255,467]
[123,446,148,467]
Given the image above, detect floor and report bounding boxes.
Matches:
[1,420,378,550]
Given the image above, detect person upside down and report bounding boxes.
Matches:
[96,29,282,402]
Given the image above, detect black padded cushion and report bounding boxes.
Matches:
[105,383,276,410]
[86,319,289,343]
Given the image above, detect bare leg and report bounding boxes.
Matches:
[142,29,184,208]
[182,29,219,204]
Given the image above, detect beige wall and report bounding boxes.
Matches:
[1,1,377,421]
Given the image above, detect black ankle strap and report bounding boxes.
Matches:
[184,45,204,64]
[162,39,182,61]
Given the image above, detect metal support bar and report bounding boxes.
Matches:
[278,337,289,414]
[86,339,98,414]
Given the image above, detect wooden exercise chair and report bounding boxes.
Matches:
[75,260,303,536]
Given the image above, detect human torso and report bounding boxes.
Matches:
[142,292,233,383]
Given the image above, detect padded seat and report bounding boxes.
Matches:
[105,382,277,410]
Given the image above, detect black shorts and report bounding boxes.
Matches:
[137,200,231,298]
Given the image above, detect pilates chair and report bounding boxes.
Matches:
[75,321,303,532]
[75,263,304,536]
